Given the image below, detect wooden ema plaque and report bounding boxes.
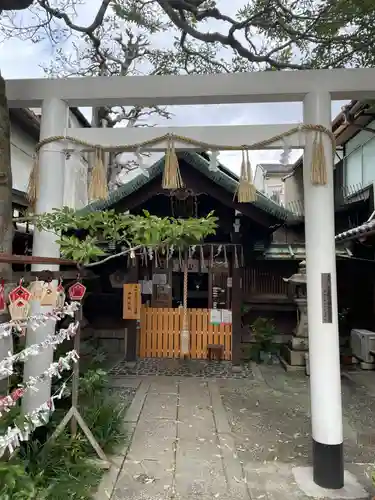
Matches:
[123,284,141,320]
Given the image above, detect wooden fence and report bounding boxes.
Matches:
[139,307,232,359]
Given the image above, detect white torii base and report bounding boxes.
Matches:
[293,467,366,499]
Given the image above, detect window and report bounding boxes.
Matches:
[266,184,284,205]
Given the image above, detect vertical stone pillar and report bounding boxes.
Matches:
[23,98,68,413]
[303,92,343,489]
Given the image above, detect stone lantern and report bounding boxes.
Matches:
[280,261,309,373]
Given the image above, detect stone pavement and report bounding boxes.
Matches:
[98,364,375,500]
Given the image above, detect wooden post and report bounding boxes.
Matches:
[71,306,82,436]
[125,257,138,361]
[231,240,243,366]
[180,249,189,357]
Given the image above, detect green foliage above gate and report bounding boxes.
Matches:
[33,207,217,265]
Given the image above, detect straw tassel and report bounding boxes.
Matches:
[26,153,39,212]
[162,135,184,190]
[311,132,328,185]
[236,149,257,203]
[89,147,108,201]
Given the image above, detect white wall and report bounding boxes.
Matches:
[254,165,286,205]
[253,165,265,192]
[264,177,285,205]
[344,120,375,189]
[11,122,37,194]
[284,167,304,213]
[11,110,89,210]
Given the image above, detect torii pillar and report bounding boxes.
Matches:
[303,91,344,489]
[23,98,68,414]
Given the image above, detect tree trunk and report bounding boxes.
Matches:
[0,71,13,392]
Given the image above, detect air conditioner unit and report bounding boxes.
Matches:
[351,329,375,363]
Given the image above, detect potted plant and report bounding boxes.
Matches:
[341,339,353,366]
[250,317,277,363]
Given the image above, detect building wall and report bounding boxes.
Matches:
[263,176,285,205]
[284,167,304,213]
[11,122,36,194]
[11,110,89,210]
[253,165,265,192]
[344,120,375,189]
[254,166,286,205]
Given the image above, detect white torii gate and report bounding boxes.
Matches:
[7,67,375,493]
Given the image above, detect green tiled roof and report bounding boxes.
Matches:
[81,152,300,222]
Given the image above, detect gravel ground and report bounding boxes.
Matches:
[110,358,255,379]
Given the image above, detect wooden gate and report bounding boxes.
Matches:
[139,307,232,359]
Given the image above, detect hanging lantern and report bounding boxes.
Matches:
[68,282,86,301]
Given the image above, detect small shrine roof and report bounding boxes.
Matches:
[335,219,375,242]
[260,243,350,260]
[81,152,300,223]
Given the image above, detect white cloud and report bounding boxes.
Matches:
[1,1,347,177]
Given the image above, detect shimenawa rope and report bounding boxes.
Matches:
[27,124,335,208]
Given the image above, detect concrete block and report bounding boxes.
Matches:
[305,353,310,375]
[293,467,368,499]
[360,361,375,371]
[280,345,305,366]
[280,356,306,372]
[291,337,308,351]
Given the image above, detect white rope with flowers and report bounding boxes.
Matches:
[0,321,79,378]
[0,376,73,458]
[0,277,110,466]
[0,278,87,459]
[0,350,79,417]
[0,302,79,340]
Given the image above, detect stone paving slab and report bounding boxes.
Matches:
[98,365,375,500]
[113,459,174,500]
[176,437,223,462]
[148,376,179,394]
[141,392,178,419]
[177,417,216,439]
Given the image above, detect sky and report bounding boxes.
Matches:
[0,0,346,179]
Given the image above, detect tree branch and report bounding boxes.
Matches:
[157,0,312,70]
[0,0,34,10]
[82,245,142,268]
[37,0,111,36]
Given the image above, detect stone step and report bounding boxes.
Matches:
[279,356,306,372]
[290,337,308,351]
[280,345,306,366]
